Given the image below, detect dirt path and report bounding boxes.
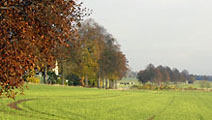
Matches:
[7,99,34,110]
[7,98,83,120]
[148,115,156,120]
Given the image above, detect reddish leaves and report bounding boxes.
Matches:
[0,0,85,98]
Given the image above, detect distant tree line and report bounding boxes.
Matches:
[194,75,212,81]
[137,64,195,85]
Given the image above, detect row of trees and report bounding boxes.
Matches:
[194,75,212,81]
[137,64,195,85]
[55,19,128,89]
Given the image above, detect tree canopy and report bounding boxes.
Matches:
[0,0,85,97]
[137,64,195,85]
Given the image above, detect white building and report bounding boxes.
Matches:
[53,60,59,76]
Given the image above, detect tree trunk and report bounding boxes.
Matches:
[43,68,46,84]
[115,80,118,89]
[97,78,100,88]
[81,77,85,86]
[102,78,105,88]
[98,72,101,88]
[113,80,115,89]
[43,66,47,84]
[61,62,65,85]
[105,79,108,89]
[85,75,88,87]
[109,80,113,89]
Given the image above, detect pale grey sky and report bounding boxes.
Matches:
[83,0,212,75]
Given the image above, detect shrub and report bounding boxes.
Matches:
[66,74,81,86]
[184,86,197,90]
[27,76,40,84]
[143,84,153,89]
[169,85,177,90]
[131,85,140,89]
[47,71,58,84]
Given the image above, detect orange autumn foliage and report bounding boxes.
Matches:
[0,0,87,98]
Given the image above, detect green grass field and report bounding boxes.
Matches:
[0,84,212,120]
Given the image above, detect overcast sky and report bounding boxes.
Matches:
[83,0,212,75]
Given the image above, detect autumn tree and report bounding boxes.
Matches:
[74,19,105,87]
[99,34,128,89]
[181,70,191,83]
[137,70,148,84]
[171,68,182,83]
[157,66,169,84]
[137,64,194,86]
[106,50,128,89]
[154,68,163,85]
[0,0,86,97]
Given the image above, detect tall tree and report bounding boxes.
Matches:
[137,70,148,84]
[0,0,85,97]
[75,19,105,87]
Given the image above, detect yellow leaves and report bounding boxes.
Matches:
[41,63,45,67]
[27,76,40,84]
[36,66,41,71]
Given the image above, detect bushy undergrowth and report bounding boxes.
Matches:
[131,84,177,90]
[131,83,212,91]
[27,76,40,84]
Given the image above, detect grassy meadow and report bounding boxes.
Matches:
[0,84,212,120]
